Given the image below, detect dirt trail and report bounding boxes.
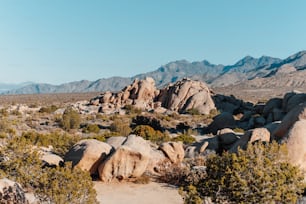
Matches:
[94,181,183,204]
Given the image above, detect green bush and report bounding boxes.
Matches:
[124,104,142,114]
[181,142,305,203]
[110,118,131,136]
[132,125,169,143]
[0,142,98,203]
[15,131,80,156]
[172,132,195,145]
[61,107,81,131]
[82,124,100,134]
[186,108,201,115]
[39,105,58,113]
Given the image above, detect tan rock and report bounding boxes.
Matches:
[229,128,270,153]
[64,139,112,175]
[0,178,28,203]
[106,136,127,149]
[159,142,184,164]
[207,112,236,134]
[157,78,215,114]
[273,102,306,139]
[99,135,151,182]
[286,120,306,172]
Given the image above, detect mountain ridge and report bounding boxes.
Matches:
[4,51,306,95]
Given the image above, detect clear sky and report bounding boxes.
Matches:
[0,0,306,84]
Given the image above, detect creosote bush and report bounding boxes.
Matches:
[82,123,100,134]
[180,142,305,204]
[0,141,98,203]
[172,131,196,145]
[110,118,132,136]
[132,125,170,143]
[39,105,58,114]
[61,107,81,131]
[15,130,80,156]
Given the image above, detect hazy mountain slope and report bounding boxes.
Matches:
[133,60,224,87]
[5,77,131,94]
[4,51,306,95]
[211,56,282,87]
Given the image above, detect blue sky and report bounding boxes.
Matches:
[0,0,306,84]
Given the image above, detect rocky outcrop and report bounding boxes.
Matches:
[64,139,112,175]
[157,78,215,114]
[159,142,184,164]
[273,102,306,139]
[207,112,236,134]
[91,77,157,113]
[229,128,270,153]
[0,178,28,204]
[90,77,216,115]
[98,135,151,182]
[286,120,306,173]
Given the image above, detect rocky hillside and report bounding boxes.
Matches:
[4,51,306,94]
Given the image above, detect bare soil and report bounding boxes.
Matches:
[94,181,183,204]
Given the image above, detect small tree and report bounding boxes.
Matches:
[61,107,81,131]
[196,142,305,203]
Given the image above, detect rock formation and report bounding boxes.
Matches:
[156,78,216,114]
[64,139,112,175]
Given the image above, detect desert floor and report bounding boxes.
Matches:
[94,181,183,204]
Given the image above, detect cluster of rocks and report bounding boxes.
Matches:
[64,136,184,182]
[185,91,306,175]
[89,77,216,115]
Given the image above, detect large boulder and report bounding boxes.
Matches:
[286,120,306,172]
[91,77,157,113]
[285,93,306,113]
[64,139,112,175]
[273,102,306,139]
[159,142,184,164]
[0,178,28,204]
[263,98,282,118]
[156,78,215,114]
[98,135,151,182]
[106,136,127,149]
[229,128,270,153]
[217,128,239,151]
[207,112,236,134]
[146,148,168,174]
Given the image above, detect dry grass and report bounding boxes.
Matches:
[0,92,100,106]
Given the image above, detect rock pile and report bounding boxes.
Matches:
[64,136,184,182]
[89,77,216,115]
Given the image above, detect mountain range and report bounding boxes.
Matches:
[4,51,306,95]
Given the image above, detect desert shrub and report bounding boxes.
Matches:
[172,131,196,145]
[16,131,80,156]
[179,185,202,204]
[82,124,100,134]
[132,174,151,184]
[181,142,305,203]
[186,108,201,115]
[35,163,98,203]
[39,105,58,113]
[132,125,169,143]
[110,118,131,136]
[233,127,245,133]
[124,104,142,115]
[0,108,8,117]
[86,134,106,142]
[0,142,98,203]
[60,107,81,131]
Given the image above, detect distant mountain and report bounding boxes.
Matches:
[5,77,131,95]
[0,82,34,93]
[3,51,306,95]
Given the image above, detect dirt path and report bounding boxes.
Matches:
[94,181,183,204]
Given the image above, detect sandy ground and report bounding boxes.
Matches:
[94,181,183,204]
